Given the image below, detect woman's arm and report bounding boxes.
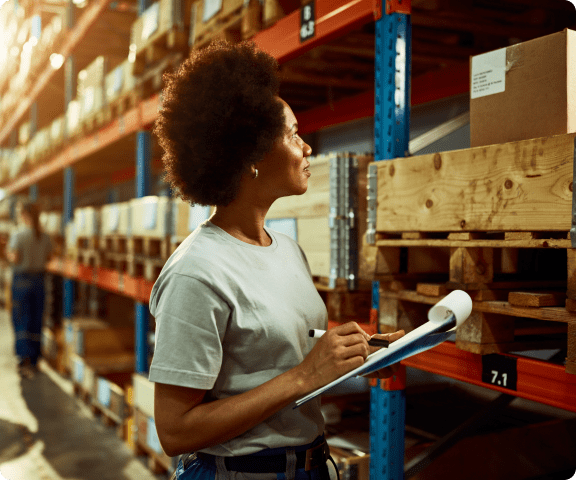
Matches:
[154,321,374,456]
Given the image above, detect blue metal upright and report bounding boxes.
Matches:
[63,167,75,318]
[371,4,412,479]
[135,130,152,374]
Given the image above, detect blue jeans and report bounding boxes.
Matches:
[176,436,334,480]
[12,272,45,366]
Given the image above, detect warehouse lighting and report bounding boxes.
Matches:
[50,53,64,70]
[128,44,136,63]
[78,69,88,80]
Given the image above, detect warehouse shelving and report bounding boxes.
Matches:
[2,0,576,478]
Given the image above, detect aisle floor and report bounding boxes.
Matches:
[0,310,168,480]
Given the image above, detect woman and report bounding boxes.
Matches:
[7,201,52,379]
[150,41,405,480]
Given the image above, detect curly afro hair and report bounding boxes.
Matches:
[154,41,286,206]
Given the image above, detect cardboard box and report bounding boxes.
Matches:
[470,29,576,147]
[130,196,171,238]
[74,206,100,237]
[78,56,108,119]
[101,202,131,236]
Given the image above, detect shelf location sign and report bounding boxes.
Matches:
[300,0,315,43]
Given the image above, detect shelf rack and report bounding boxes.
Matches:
[2,0,576,478]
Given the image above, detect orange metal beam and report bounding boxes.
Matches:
[403,342,576,413]
[0,0,114,146]
[253,0,382,63]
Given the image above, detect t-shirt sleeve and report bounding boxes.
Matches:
[148,273,231,389]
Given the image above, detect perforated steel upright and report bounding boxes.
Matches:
[370,2,412,479]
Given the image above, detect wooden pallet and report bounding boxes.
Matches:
[192,0,258,50]
[128,235,172,259]
[313,277,373,323]
[70,248,102,268]
[76,235,100,250]
[127,254,165,282]
[104,91,139,121]
[102,235,128,254]
[378,287,576,375]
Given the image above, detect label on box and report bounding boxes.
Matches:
[265,218,298,242]
[97,378,111,407]
[203,0,222,22]
[142,2,160,41]
[188,205,211,232]
[471,48,506,99]
[108,205,120,232]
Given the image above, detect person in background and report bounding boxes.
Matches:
[6,201,52,379]
[150,41,405,480]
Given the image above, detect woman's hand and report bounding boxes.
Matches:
[364,330,405,379]
[295,322,373,394]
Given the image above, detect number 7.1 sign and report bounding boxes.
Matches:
[300,1,315,43]
[482,354,518,391]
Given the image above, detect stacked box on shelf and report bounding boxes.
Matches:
[40,211,64,257]
[100,202,131,271]
[129,0,194,75]
[104,59,136,118]
[71,206,101,266]
[66,99,82,139]
[78,56,109,132]
[49,116,66,154]
[128,196,171,280]
[27,127,51,167]
[64,316,135,380]
[8,147,28,181]
[191,0,261,50]
[470,29,576,148]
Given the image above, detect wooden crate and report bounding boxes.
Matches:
[369,133,576,373]
[267,153,374,288]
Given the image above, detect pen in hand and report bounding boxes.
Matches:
[308,329,389,348]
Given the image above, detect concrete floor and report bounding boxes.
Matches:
[0,310,168,480]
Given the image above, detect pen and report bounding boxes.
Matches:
[308,329,389,348]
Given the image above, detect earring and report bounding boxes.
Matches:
[253,168,258,179]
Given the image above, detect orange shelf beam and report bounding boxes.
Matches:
[253,0,382,63]
[46,258,153,303]
[403,342,576,413]
[0,0,114,146]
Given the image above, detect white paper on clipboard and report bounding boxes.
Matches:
[295,290,472,408]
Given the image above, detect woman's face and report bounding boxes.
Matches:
[257,98,312,199]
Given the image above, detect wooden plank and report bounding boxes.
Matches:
[267,155,330,218]
[297,217,330,278]
[508,291,566,308]
[416,283,447,297]
[381,289,575,323]
[375,133,575,233]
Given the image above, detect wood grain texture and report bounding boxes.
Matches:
[508,291,566,308]
[266,156,330,219]
[375,133,575,232]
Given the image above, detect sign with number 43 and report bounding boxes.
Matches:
[300,1,315,42]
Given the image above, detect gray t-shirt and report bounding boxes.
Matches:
[148,221,327,456]
[8,226,52,274]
